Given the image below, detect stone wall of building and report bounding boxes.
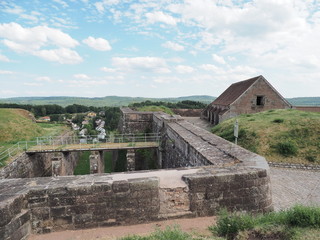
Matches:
[0,166,272,239]
[223,79,291,121]
[118,107,154,134]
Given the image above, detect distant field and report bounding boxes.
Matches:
[212,109,320,164]
[0,95,215,107]
[0,95,319,107]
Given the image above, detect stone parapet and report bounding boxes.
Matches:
[0,165,272,239]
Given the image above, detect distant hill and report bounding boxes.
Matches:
[1,96,319,107]
[287,97,320,106]
[0,95,215,107]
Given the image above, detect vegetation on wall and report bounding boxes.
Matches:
[130,100,207,109]
[212,109,320,164]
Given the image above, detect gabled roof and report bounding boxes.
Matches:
[212,75,262,106]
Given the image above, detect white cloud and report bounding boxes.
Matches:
[146,11,178,26]
[100,67,117,73]
[0,70,13,74]
[83,36,112,51]
[36,76,52,82]
[0,23,81,64]
[0,23,79,49]
[162,41,184,51]
[23,82,43,86]
[53,0,69,8]
[175,65,194,74]
[212,54,226,64]
[94,0,120,13]
[73,74,90,80]
[0,54,10,62]
[2,5,24,15]
[153,76,182,84]
[112,56,171,73]
[34,48,83,64]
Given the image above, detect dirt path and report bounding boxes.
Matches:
[29,216,216,240]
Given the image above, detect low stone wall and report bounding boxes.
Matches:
[0,166,272,239]
[269,162,320,171]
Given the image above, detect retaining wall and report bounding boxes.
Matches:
[0,166,272,240]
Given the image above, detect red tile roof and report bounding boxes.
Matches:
[212,75,261,106]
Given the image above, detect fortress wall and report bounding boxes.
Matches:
[0,166,272,239]
[0,151,80,179]
[118,107,154,134]
[0,152,52,179]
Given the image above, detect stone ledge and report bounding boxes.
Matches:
[269,162,320,171]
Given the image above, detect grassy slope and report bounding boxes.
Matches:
[212,109,320,164]
[0,108,45,143]
[0,108,69,166]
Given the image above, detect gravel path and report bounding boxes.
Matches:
[270,167,320,211]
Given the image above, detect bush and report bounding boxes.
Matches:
[286,205,320,228]
[209,210,255,239]
[273,118,284,123]
[273,141,298,156]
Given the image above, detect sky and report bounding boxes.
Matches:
[0,0,320,99]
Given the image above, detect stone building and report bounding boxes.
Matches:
[201,75,292,125]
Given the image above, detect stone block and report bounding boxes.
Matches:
[112,181,129,193]
[30,207,50,221]
[50,207,66,217]
[48,196,76,207]
[128,178,159,191]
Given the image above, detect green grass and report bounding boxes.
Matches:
[0,108,69,167]
[137,105,174,115]
[210,205,320,240]
[212,109,320,164]
[137,105,173,114]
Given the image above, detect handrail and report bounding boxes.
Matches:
[0,133,161,164]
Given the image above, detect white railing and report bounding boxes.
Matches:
[0,133,161,164]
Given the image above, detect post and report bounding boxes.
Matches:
[234,119,239,145]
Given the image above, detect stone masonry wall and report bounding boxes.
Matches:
[0,152,52,179]
[223,78,291,121]
[118,107,153,134]
[0,166,272,240]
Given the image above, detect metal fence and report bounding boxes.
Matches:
[0,133,161,165]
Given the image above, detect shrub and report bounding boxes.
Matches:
[286,205,320,228]
[209,210,255,239]
[272,118,284,123]
[151,226,192,240]
[273,141,298,156]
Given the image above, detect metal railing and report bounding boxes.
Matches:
[0,133,161,163]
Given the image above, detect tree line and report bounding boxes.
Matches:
[129,100,207,109]
[0,103,119,117]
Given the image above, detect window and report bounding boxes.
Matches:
[256,96,264,106]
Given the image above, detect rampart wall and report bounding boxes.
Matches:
[0,166,272,240]
[0,109,273,240]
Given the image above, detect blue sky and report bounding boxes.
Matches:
[0,0,319,98]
